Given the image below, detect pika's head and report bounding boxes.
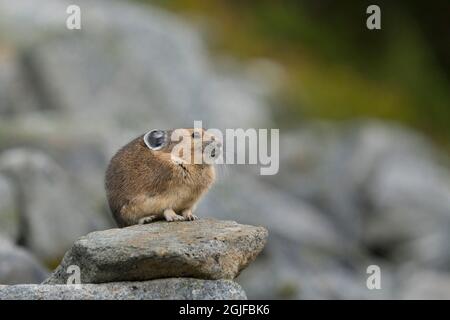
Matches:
[143,128,222,165]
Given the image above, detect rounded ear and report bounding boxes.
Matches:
[143,130,167,150]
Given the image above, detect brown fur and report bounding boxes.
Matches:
[105,129,218,227]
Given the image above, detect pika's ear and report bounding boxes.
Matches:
[143,130,167,150]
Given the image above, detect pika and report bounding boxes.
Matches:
[105,128,221,227]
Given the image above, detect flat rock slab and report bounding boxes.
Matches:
[44,219,267,284]
[0,278,246,300]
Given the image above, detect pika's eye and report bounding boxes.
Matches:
[192,131,201,139]
[144,130,166,150]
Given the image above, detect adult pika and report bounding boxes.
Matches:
[105,128,221,227]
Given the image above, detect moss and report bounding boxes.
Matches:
[0,208,17,221]
[45,257,64,271]
[277,281,298,299]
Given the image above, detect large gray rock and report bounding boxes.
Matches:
[0,278,246,300]
[44,219,267,284]
[0,148,111,263]
[0,236,49,285]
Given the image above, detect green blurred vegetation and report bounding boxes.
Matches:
[141,0,450,146]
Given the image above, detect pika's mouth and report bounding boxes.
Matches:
[210,144,222,159]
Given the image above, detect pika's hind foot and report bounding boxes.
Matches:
[182,209,198,221]
[138,215,157,224]
[163,209,185,222]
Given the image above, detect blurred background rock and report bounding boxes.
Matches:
[0,0,449,299]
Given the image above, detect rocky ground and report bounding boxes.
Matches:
[1,0,450,299]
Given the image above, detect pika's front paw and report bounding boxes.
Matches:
[138,215,157,224]
[163,209,185,222]
[182,209,198,221]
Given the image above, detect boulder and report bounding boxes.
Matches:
[0,148,111,263]
[0,236,49,285]
[202,170,346,253]
[44,219,267,284]
[0,278,246,300]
